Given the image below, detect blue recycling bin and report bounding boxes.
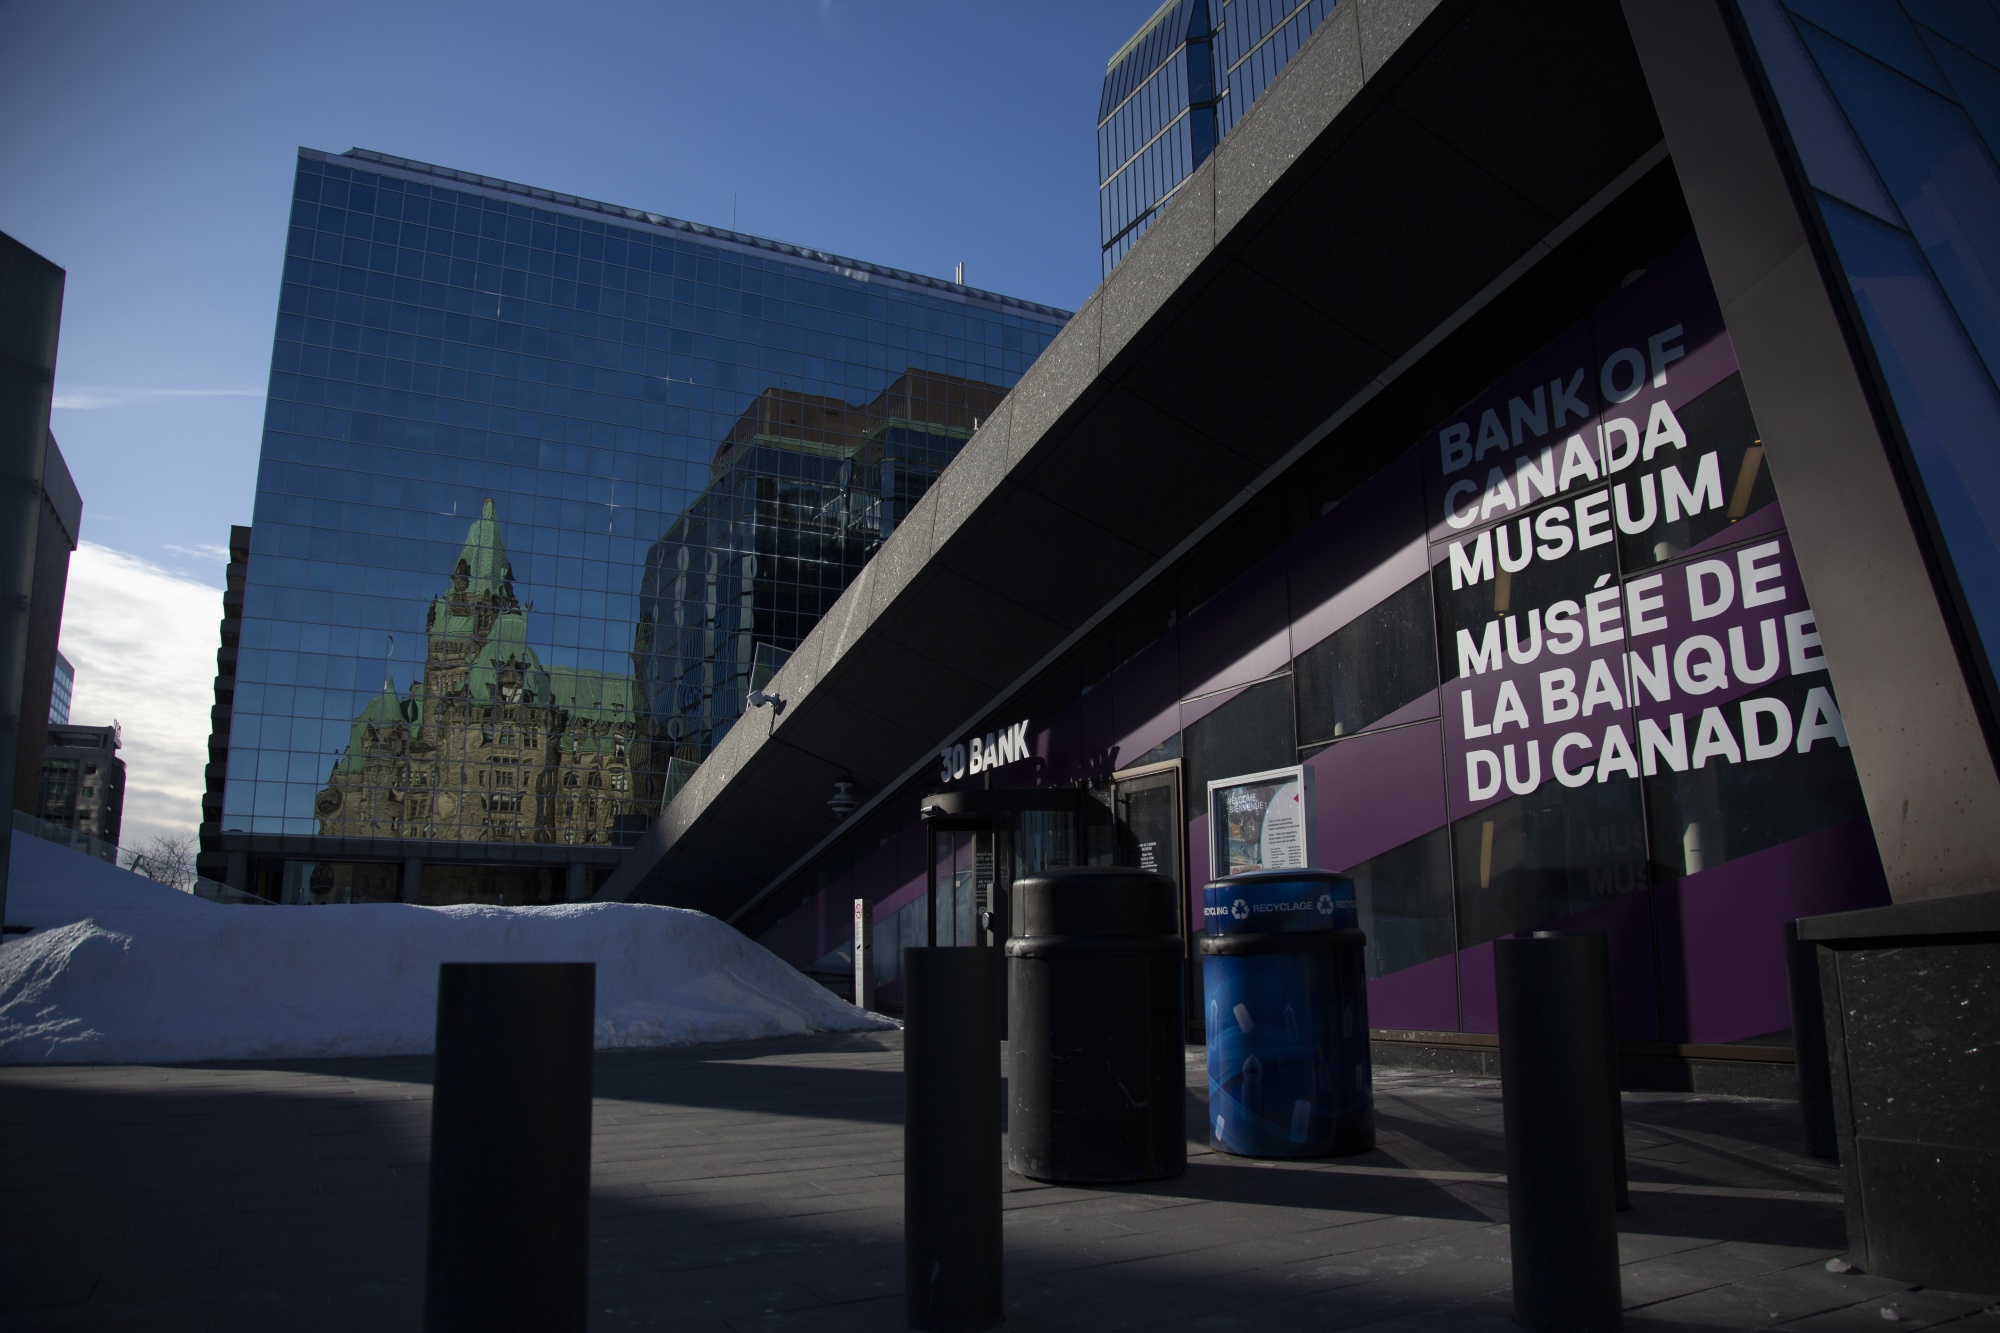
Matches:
[1201,868,1375,1158]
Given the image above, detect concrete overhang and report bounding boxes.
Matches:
[604,0,1667,920]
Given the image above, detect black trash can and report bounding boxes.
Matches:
[1200,868,1374,1158]
[1006,866,1186,1183]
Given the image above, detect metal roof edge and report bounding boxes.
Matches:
[300,147,1072,324]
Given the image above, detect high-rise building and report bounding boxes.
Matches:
[636,367,1009,798]
[49,651,73,725]
[1097,0,1335,275]
[197,525,250,879]
[198,148,1067,903]
[16,437,80,810]
[39,723,123,846]
[1,231,84,929]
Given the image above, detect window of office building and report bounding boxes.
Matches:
[1098,0,1337,275]
[222,150,1065,864]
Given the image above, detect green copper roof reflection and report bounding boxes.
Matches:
[334,683,415,776]
[550,666,635,721]
[467,610,549,706]
[457,498,510,596]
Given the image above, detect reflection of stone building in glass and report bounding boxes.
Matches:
[635,370,1008,781]
[201,147,1067,902]
[317,500,651,849]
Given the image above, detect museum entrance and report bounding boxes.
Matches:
[1109,760,1193,1039]
[920,770,1193,1036]
[919,787,1103,950]
[919,787,1107,1036]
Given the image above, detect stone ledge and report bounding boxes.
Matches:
[1368,1027,1800,1100]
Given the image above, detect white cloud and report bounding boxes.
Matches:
[58,543,222,850]
[52,387,262,411]
[163,542,232,562]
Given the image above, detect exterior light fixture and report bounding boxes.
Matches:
[827,776,857,819]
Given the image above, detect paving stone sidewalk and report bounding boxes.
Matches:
[2,1032,1993,1331]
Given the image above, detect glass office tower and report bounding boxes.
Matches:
[1732,0,2000,741]
[49,651,71,725]
[1098,0,1336,274]
[203,148,1066,903]
[635,368,1009,803]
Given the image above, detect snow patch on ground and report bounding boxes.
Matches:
[1,835,891,1065]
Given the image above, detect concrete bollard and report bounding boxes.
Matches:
[424,962,595,1333]
[1496,933,1623,1333]
[903,947,1003,1331]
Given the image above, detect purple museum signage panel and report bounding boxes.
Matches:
[1364,951,1460,1033]
[1653,818,1887,1043]
[1309,722,1447,873]
[1456,886,1663,1039]
[1418,240,1738,549]
[756,232,1888,1048]
[1434,532,1839,823]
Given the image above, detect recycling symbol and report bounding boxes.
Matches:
[1231,898,1250,921]
[1316,893,1334,916]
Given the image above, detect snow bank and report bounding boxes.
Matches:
[1,835,891,1065]
[6,831,210,928]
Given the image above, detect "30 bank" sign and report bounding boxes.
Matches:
[939,719,1031,782]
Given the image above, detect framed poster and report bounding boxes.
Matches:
[1206,765,1316,880]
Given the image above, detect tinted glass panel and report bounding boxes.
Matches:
[1183,676,1297,807]
[1295,575,1439,744]
[1347,828,1455,979]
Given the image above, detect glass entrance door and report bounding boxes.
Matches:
[1112,762,1192,1037]
[929,826,996,947]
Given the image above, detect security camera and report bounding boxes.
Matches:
[828,776,857,818]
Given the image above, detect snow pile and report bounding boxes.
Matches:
[5,833,205,926]
[1,834,891,1065]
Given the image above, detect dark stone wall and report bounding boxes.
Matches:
[1807,890,2000,1292]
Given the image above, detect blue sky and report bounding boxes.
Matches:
[0,0,1155,845]
[0,0,1149,585]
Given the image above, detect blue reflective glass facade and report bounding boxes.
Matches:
[49,650,71,726]
[1098,0,1336,275]
[1738,0,2000,715]
[1214,0,1339,140]
[219,148,1064,893]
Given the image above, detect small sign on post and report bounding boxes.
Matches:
[853,898,876,1012]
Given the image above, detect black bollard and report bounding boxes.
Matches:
[904,947,1003,1332]
[1497,934,1623,1333]
[425,962,596,1333]
[1782,922,1839,1159]
[1555,928,1629,1210]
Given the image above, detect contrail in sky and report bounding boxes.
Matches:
[53,387,263,410]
